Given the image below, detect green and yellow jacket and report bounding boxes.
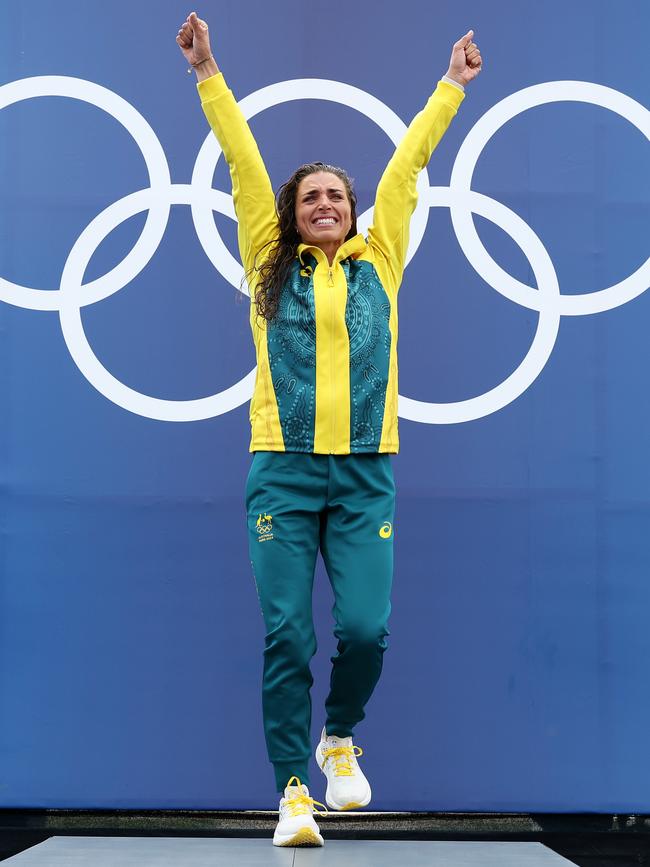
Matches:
[198,73,464,454]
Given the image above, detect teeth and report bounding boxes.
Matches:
[315,218,335,225]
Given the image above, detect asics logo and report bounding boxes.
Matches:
[2,76,648,424]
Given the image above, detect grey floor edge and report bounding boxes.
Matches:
[4,836,578,865]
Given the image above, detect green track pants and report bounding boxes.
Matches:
[245,451,395,792]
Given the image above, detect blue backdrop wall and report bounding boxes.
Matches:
[1,0,649,810]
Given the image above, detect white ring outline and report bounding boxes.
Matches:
[449,81,650,316]
[0,76,171,311]
[398,187,561,424]
[59,185,255,421]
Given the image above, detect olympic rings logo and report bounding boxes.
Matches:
[2,76,649,424]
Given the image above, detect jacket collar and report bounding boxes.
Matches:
[297,233,367,267]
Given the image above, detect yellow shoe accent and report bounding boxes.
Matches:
[284,776,328,817]
[277,826,324,847]
[319,745,363,776]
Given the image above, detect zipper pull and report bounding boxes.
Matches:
[328,267,334,287]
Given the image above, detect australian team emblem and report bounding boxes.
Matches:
[256,513,274,541]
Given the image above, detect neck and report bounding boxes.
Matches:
[315,241,340,266]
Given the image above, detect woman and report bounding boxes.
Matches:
[177,11,481,847]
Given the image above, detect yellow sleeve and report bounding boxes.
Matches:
[367,79,465,294]
[197,73,278,276]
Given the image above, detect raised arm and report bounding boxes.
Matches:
[176,13,278,275]
[367,30,482,294]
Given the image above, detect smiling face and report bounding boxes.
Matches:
[294,171,353,256]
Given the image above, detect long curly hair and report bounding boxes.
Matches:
[248,162,358,323]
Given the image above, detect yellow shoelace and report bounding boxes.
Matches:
[284,776,328,817]
[321,745,364,776]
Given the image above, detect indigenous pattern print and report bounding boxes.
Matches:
[345,260,391,451]
[266,260,317,452]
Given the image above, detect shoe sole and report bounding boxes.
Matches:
[325,792,371,810]
[273,826,324,847]
[329,799,368,811]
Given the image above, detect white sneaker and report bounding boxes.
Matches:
[315,726,372,810]
[272,776,326,847]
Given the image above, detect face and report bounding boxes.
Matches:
[294,171,353,250]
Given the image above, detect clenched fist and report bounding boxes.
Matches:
[176,11,213,68]
[446,30,483,86]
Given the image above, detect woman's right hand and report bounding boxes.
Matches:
[176,11,213,69]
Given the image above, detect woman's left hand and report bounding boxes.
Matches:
[446,30,482,86]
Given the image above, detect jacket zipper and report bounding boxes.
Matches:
[328,266,335,453]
